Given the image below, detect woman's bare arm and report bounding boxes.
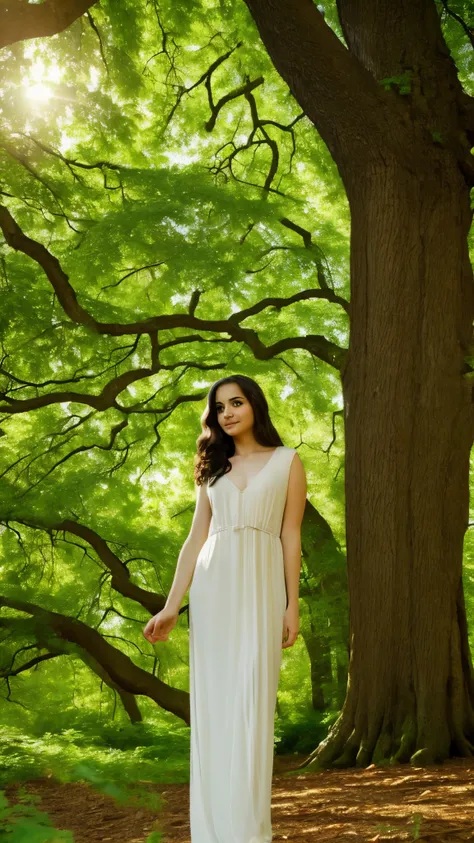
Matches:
[164,481,212,614]
[280,453,307,609]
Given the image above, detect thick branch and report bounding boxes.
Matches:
[0,596,190,723]
[335,0,474,182]
[0,329,345,417]
[0,642,140,721]
[0,0,98,50]
[337,0,455,80]
[0,205,347,408]
[242,0,393,166]
[22,640,139,721]
[75,645,143,722]
[4,517,168,616]
[0,204,96,330]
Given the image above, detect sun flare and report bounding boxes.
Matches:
[24,82,53,103]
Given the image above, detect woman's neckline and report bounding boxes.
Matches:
[224,446,281,494]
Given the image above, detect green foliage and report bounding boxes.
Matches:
[0,783,164,842]
[274,706,339,754]
[0,789,74,843]
[0,725,188,791]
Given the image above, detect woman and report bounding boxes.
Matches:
[143,374,307,843]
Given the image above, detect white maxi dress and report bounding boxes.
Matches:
[188,445,297,843]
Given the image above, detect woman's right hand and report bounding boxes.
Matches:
[143,607,179,644]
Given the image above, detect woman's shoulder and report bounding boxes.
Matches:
[278,445,299,469]
[280,446,304,473]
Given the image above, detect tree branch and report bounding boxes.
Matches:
[0,204,348,403]
[0,639,143,722]
[0,650,59,677]
[207,83,305,196]
[205,75,264,132]
[162,40,244,132]
[0,327,345,418]
[439,0,474,50]
[3,517,170,616]
[242,0,391,166]
[335,0,474,183]
[0,0,99,50]
[0,596,190,723]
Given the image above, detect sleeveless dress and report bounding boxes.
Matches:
[188,445,297,843]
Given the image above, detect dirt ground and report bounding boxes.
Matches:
[5,754,474,842]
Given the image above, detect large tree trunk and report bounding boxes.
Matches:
[305,153,474,768]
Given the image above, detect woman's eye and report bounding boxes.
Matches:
[217,401,242,412]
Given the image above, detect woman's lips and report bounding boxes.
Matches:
[225,421,238,427]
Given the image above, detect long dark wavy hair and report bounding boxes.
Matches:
[194,375,284,487]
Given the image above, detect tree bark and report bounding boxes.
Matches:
[304,149,474,768]
[0,0,98,50]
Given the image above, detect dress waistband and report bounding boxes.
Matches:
[209,524,280,539]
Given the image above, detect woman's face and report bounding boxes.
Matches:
[215,383,254,436]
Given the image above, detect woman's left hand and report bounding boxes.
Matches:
[282,603,299,649]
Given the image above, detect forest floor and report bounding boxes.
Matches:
[4,753,474,842]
